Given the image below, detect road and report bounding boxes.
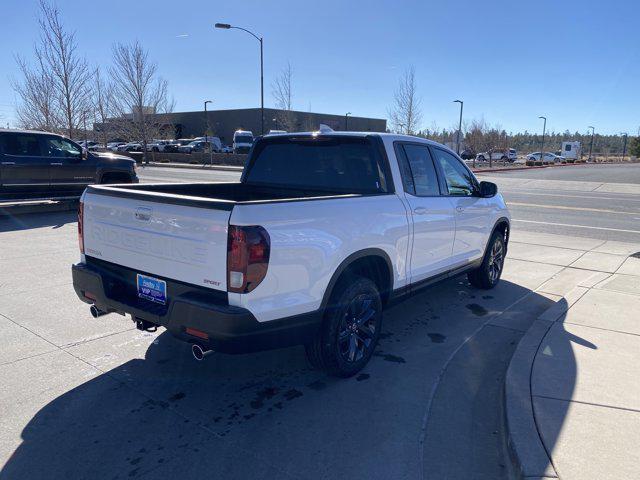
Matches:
[139,163,640,243]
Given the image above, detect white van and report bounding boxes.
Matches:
[233,130,254,154]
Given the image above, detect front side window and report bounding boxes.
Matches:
[432,148,476,196]
[396,143,440,196]
[42,137,82,159]
[0,133,42,157]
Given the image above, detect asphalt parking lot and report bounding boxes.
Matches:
[1,163,639,479]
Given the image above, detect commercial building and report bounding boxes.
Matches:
[99,108,387,144]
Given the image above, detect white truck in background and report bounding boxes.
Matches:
[561,141,581,160]
[72,132,510,377]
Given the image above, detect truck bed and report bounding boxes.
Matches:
[86,182,360,209]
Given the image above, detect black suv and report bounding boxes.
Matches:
[0,129,138,198]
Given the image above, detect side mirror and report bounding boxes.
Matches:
[479,181,497,197]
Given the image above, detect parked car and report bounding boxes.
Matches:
[72,132,510,377]
[178,139,222,154]
[117,142,142,152]
[194,136,222,152]
[460,149,476,160]
[221,145,233,154]
[107,142,126,152]
[76,140,102,151]
[527,152,564,163]
[162,141,181,153]
[146,140,174,152]
[0,129,138,197]
[233,130,254,154]
[476,149,516,162]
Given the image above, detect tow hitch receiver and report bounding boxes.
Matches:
[135,317,158,332]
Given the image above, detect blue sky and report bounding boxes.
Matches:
[1,0,638,135]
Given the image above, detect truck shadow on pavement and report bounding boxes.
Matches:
[0,211,77,233]
[0,277,583,479]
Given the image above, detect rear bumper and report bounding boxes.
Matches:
[72,258,321,354]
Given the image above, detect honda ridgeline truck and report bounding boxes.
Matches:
[72,132,510,377]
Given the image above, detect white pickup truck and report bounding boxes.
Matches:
[72,132,510,377]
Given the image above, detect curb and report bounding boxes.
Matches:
[142,162,244,172]
[0,198,79,217]
[504,317,559,479]
[503,286,588,479]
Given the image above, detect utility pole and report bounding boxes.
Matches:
[588,126,595,162]
[453,100,463,155]
[622,132,628,161]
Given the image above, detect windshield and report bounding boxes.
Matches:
[235,136,253,144]
[244,136,388,194]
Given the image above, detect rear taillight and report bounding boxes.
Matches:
[227,225,270,293]
[78,201,84,254]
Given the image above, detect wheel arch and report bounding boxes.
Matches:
[320,248,394,311]
[488,217,510,253]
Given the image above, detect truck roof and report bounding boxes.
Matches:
[259,131,457,154]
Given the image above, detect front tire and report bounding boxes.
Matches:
[306,275,382,377]
[468,231,506,289]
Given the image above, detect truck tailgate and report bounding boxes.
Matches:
[82,189,230,292]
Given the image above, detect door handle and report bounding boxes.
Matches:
[1,162,16,165]
[456,206,464,213]
[413,207,428,215]
[50,162,63,166]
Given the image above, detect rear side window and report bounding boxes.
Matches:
[245,136,388,194]
[395,143,440,196]
[0,133,42,157]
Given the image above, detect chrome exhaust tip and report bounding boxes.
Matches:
[90,305,107,318]
[191,344,213,361]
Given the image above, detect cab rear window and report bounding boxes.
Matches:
[244,136,389,194]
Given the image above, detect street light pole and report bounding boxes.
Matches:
[215,23,264,135]
[453,100,463,155]
[399,123,406,134]
[588,126,595,162]
[345,112,351,131]
[539,116,547,163]
[204,100,212,166]
[622,132,628,161]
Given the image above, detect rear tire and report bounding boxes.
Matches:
[305,275,382,377]
[468,231,506,289]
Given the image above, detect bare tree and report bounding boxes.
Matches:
[92,67,116,146]
[12,55,60,131]
[388,66,422,135]
[271,62,296,132]
[109,40,171,162]
[35,0,92,138]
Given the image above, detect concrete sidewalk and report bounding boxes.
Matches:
[505,233,640,479]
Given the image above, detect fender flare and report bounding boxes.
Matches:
[320,248,394,311]
[484,217,510,257]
